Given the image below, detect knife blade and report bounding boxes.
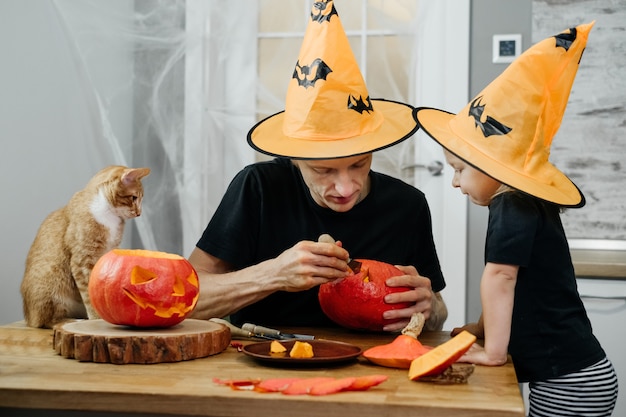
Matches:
[317,234,361,273]
[241,323,315,340]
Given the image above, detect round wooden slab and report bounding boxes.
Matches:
[53,319,231,365]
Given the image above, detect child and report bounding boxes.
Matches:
[415,22,618,416]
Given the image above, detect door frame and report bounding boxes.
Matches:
[414,0,470,328]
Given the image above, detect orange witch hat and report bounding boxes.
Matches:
[415,22,594,207]
[247,0,418,159]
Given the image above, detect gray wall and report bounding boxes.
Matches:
[0,1,132,324]
[466,0,532,322]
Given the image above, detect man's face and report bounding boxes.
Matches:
[294,154,372,212]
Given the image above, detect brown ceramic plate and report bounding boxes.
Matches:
[242,340,362,366]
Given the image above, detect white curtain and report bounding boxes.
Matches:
[49,0,427,257]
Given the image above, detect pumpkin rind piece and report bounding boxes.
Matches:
[362,312,432,369]
[348,374,389,390]
[255,378,302,393]
[408,330,476,381]
[363,334,432,369]
[282,377,335,395]
[308,377,357,396]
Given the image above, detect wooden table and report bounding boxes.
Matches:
[0,321,525,417]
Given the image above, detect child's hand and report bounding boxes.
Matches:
[451,321,484,338]
[457,343,508,366]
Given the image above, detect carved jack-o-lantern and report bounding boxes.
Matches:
[89,249,200,328]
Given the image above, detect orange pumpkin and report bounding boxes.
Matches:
[89,249,199,328]
[318,259,412,331]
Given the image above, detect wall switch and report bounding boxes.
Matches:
[492,34,522,64]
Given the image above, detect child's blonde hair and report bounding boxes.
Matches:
[493,183,515,199]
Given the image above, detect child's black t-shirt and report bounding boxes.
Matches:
[486,192,605,382]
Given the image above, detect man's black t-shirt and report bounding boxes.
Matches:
[196,158,445,327]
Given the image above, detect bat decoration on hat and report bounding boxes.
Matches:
[247,0,418,159]
[293,58,333,88]
[312,0,338,23]
[414,21,595,208]
[348,95,374,114]
[468,97,512,137]
[555,27,577,51]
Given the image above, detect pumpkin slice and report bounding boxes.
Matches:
[289,340,314,358]
[308,377,357,396]
[255,377,302,393]
[282,377,335,395]
[348,374,389,391]
[408,330,476,381]
[212,378,261,390]
[269,340,287,355]
[362,312,432,369]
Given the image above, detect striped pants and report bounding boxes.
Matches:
[528,357,618,416]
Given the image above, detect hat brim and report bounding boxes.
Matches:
[415,107,585,208]
[247,99,418,159]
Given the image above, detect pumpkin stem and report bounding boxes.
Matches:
[401,312,425,339]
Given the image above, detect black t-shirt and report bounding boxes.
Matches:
[486,192,605,382]
[196,157,445,327]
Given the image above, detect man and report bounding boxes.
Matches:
[188,0,447,332]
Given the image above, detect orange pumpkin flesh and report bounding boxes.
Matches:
[217,375,389,395]
[408,330,476,380]
[363,312,432,369]
[89,249,199,328]
[318,259,412,331]
[363,335,432,369]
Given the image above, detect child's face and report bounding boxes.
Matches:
[444,150,502,206]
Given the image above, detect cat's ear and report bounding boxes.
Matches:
[121,167,151,186]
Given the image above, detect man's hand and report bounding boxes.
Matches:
[271,239,352,292]
[380,265,447,332]
[188,239,352,320]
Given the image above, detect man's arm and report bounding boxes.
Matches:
[423,291,448,331]
[188,241,352,320]
[188,248,277,319]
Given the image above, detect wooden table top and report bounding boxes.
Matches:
[0,321,525,417]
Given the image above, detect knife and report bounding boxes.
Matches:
[209,318,275,340]
[241,323,315,340]
[317,234,362,273]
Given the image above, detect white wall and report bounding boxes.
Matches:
[0,1,132,324]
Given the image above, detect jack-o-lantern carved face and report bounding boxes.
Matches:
[89,249,200,328]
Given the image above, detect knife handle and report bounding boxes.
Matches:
[241,323,281,337]
[209,318,254,339]
[318,234,336,244]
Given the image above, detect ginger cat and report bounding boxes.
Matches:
[21,165,150,328]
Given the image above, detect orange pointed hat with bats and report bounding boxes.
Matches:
[247,0,418,159]
[415,22,594,208]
